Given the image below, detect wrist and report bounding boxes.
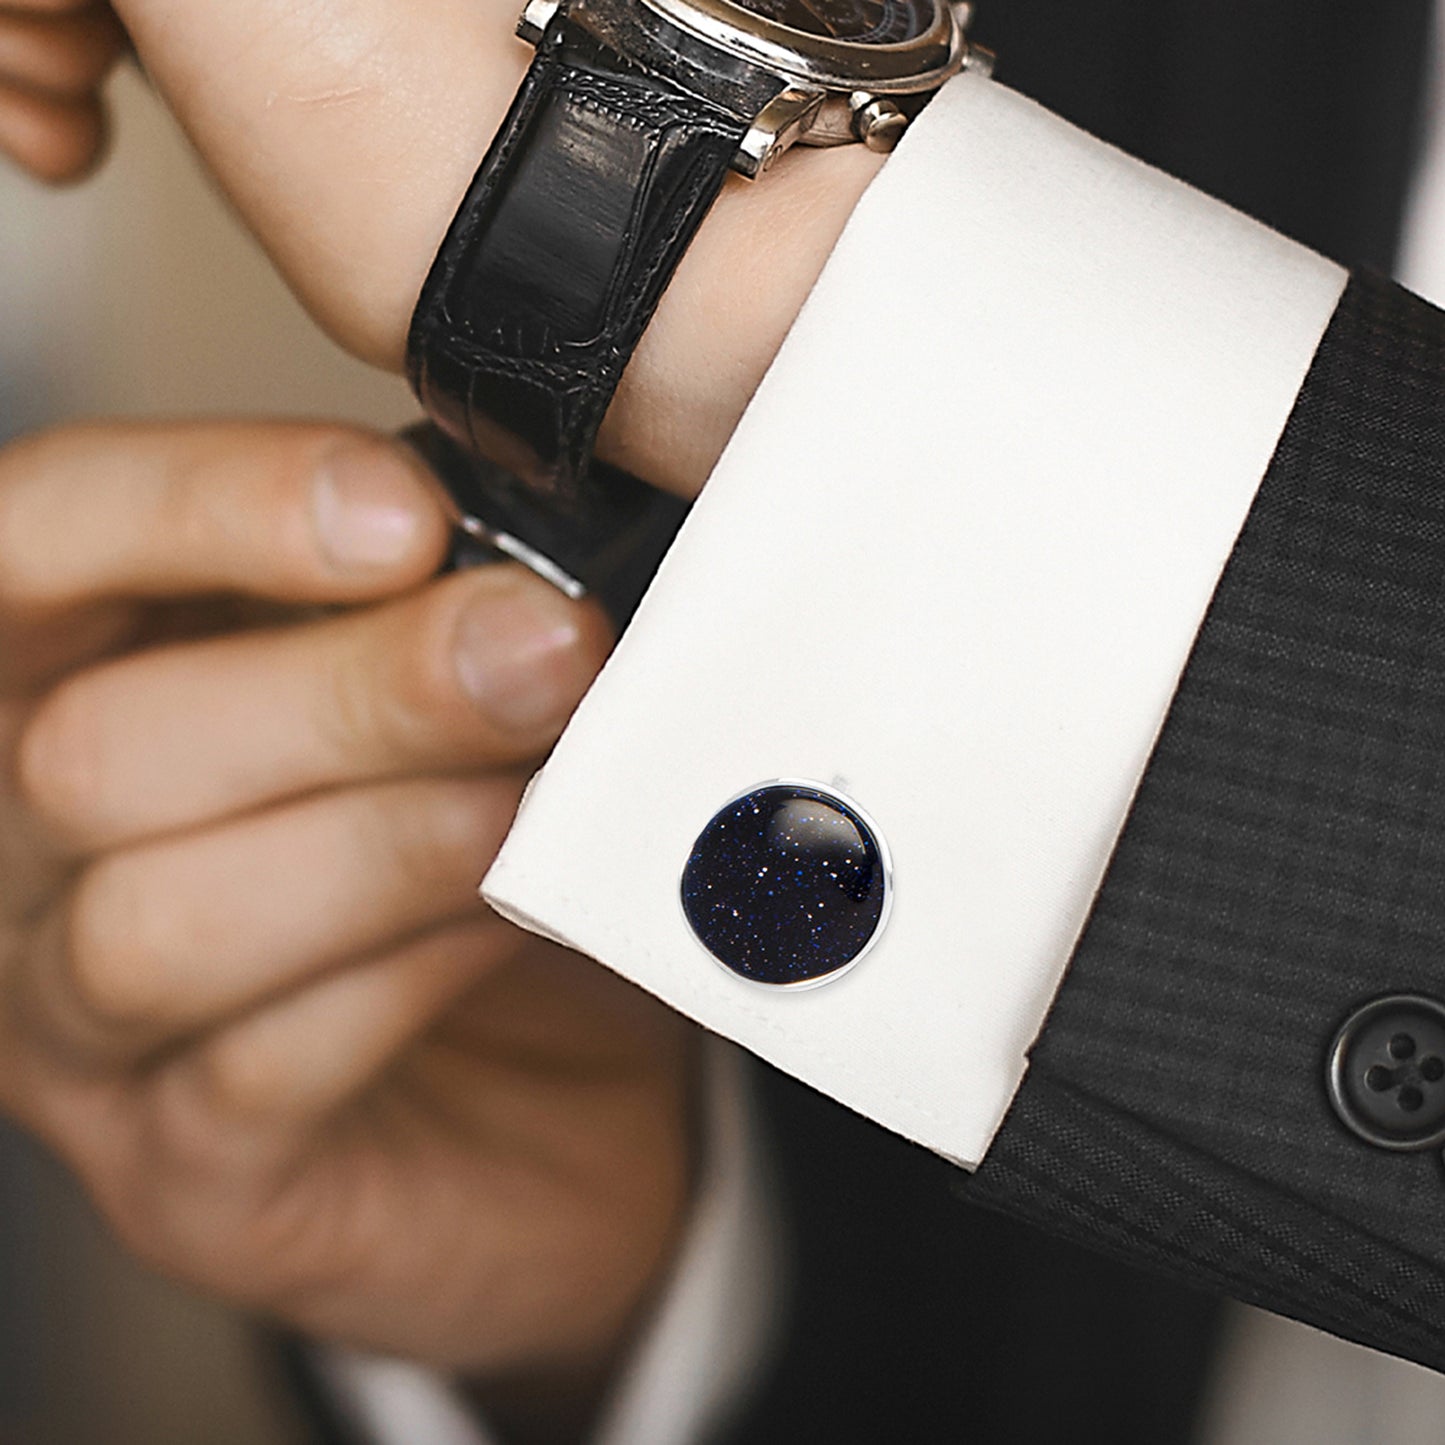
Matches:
[112,0,528,369]
[394,121,880,500]
[246,52,875,502]
[599,142,884,497]
[119,0,881,497]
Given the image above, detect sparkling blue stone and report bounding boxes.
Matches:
[681,783,887,986]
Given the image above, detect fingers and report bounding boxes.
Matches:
[17,565,613,850]
[14,774,518,1067]
[0,1,114,14]
[170,917,511,1133]
[0,3,123,181]
[10,918,519,1325]
[0,6,124,95]
[0,80,102,179]
[0,597,133,694]
[0,421,451,621]
[10,919,510,1170]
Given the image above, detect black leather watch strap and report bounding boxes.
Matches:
[402,421,690,627]
[407,15,750,505]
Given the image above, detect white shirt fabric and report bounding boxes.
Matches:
[330,23,1445,1445]
[484,73,1344,1169]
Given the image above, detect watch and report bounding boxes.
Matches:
[401,420,691,626]
[406,0,990,507]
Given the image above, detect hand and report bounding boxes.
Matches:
[0,0,126,181]
[105,0,884,495]
[0,421,693,1405]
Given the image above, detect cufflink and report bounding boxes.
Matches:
[680,781,891,988]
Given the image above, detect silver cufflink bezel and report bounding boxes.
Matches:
[679,777,893,991]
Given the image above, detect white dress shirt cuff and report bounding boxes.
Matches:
[483,73,1346,1167]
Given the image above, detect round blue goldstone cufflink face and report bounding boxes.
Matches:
[680,783,889,987]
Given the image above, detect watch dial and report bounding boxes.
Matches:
[730,0,936,45]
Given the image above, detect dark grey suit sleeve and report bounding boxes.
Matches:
[965,272,1445,1371]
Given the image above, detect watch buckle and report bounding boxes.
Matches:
[516,0,561,46]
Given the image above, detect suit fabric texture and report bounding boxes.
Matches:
[969,274,1445,1374]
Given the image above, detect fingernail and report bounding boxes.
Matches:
[453,580,588,734]
[312,444,426,571]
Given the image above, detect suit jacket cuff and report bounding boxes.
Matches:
[966,273,1445,1373]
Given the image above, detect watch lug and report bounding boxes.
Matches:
[732,86,826,179]
[948,1,994,76]
[963,41,996,77]
[516,0,561,46]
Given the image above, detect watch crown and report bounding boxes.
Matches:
[516,0,560,45]
[850,95,908,153]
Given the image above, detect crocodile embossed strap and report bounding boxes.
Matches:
[406,16,750,505]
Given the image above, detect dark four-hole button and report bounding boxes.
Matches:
[681,783,889,987]
[1326,994,1445,1151]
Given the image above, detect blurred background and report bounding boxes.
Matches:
[0,67,420,1445]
